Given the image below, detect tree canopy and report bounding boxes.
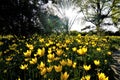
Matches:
[0,0,43,36]
[75,0,120,35]
[111,0,120,27]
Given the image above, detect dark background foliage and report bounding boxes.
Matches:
[0,0,44,36]
[0,0,119,36]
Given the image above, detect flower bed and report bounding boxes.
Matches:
[0,34,119,80]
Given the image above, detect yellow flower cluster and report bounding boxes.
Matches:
[83,64,91,71]
[36,48,45,57]
[54,65,62,72]
[94,60,100,66]
[26,44,34,50]
[61,72,69,80]
[81,75,91,80]
[19,34,114,79]
[37,62,46,75]
[20,64,28,70]
[24,50,31,57]
[1,34,117,80]
[60,59,77,68]
[98,72,109,80]
[29,57,37,64]
[77,47,87,55]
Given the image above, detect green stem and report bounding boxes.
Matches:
[32,70,34,80]
[24,70,26,80]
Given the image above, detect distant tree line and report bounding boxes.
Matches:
[75,0,120,35]
[0,0,64,36]
[0,0,50,36]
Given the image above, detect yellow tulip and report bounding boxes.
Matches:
[65,39,70,44]
[96,48,101,52]
[82,47,87,53]
[60,60,66,66]
[56,43,60,47]
[61,72,69,80]
[39,38,44,43]
[98,72,109,80]
[34,53,37,57]
[47,66,53,72]
[47,59,52,63]
[77,49,83,55]
[77,47,87,55]
[104,60,107,64]
[83,65,91,71]
[67,59,72,67]
[63,54,68,57]
[66,47,69,50]
[76,39,81,43]
[24,50,31,57]
[107,51,112,55]
[20,64,28,70]
[26,44,34,50]
[62,44,67,48]
[29,57,37,64]
[54,57,60,61]
[46,43,50,47]
[72,62,77,68]
[37,48,42,56]
[77,34,81,37]
[48,49,52,54]
[49,40,53,45]
[54,65,62,72]
[6,57,13,61]
[24,58,30,62]
[81,75,91,80]
[52,46,56,50]
[37,48,45,57]
[80,76,85,80]
[40,68,47,75]
[85,75,91,80]
[56,49,63,56]
[72,47,77,52]
[18,77,21,80]
[47,53,55,60]
[37,62,45,70]
[94,60,100,66]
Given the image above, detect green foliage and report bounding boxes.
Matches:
[39,12,65,34]
[74,0,120,35]
[0,0,41,35]
[112,0,120,26]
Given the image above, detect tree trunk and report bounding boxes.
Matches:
[96,24,101,36]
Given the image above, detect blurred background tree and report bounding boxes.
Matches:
[75,0,120,35]
[0,0,65,36]
[0,0,42,36]
[111,0,120,33]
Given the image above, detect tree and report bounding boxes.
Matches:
[75,0,120,35]
[0,0,42,36]
[111,0,120,28]
[38,12,65,34]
